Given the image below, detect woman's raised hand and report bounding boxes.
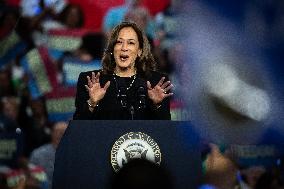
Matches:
[147,77,173,105]
[85,72,110,106]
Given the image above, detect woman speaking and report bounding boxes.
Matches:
[73,22,173,120]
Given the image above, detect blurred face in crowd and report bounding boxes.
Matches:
[2,12,18,31]
[0,71,11,92]
[65,6,81,28]
[113,27,142,73]
[2,97,19,121]
[30,99,46,117]
[125,8,149,30]
[126,0,141,7]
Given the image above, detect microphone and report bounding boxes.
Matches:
[130,105,134,120]
[118,86,127,108]
[137,86,146,109]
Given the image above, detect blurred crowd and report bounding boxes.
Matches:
[0,0,283,189]
[0,0,180,188]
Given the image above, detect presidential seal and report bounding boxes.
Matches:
[110,132,162,172]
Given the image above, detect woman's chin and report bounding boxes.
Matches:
[117,64,133,70]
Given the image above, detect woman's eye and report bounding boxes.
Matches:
[116,41,122,44]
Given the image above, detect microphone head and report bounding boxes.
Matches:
[138,86,146,96]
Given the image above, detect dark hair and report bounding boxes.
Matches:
[80,32,106,60]
[58,4,84,28]
[254,167,284,189]
[0,5,20,27]
[101,21,156,77]
[110,159,173,189]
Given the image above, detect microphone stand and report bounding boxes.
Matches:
[130,106,134,120]
[138,86,146,110]
[118,86,135,120]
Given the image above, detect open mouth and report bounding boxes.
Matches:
[120,54,129,61]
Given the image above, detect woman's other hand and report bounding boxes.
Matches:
[147,77,173,105]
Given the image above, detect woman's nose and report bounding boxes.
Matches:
[121,42,128,51]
